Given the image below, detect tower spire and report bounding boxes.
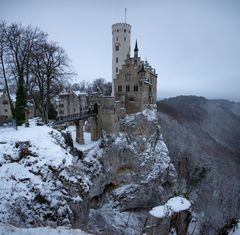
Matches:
[134,40,138,52]
[134,40,138,65]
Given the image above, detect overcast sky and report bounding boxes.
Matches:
[1,0,240,101]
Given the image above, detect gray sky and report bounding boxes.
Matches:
[1,0,240,101]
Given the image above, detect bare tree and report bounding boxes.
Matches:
[0,22,75,123]
[92,78,112,96]
[31,41,72,122]
[0,22,15,116]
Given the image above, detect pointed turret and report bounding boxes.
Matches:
[134,40,138,52]
[134,40,138,66]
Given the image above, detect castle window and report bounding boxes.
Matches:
[2,100,8,105]
[149,87,152,92]
[134,85,138,92]
[117,29,119,32]
[129,97,135,102]
[124,29,126,32]
[125,74,131,80]
[118,85,122,92]
[116,57,118,63]
[116,67,118,73]
[4,109,8,113]
[116,36,118,41]
[124,37,126,41]
[126,85,130,92]
[115,45,119,51]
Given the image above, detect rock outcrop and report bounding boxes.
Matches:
[83,107,177,234]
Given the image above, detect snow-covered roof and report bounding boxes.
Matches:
[74,91,88,96]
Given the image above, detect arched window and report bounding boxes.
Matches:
[115,45,119,51]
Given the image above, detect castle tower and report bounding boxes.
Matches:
[112,23,131,96]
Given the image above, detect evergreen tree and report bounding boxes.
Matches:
[48,103,57,120]
[15,76,26,125]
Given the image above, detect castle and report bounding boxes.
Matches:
[55,22,158,143]
[0,22,157,141]
[112,23,157,113]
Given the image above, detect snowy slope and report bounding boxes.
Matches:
[0,120,76,226]
[0,223,91,235]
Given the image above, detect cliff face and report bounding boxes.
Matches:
[85,108,176,234]
[157,96,240,234]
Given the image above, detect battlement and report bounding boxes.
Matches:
[112,23,131,34]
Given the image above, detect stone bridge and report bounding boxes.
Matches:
[55,96,121,145]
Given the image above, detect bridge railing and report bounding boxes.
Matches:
[56,110,97,123]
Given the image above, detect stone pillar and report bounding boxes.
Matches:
[90,116,101,141]
[75,120,84,144]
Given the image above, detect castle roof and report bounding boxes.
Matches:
[134,40,138,52]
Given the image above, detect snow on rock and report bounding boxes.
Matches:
[0,122,79,226]
[0,223,91,235]
[150,196,191,218]
[229,221,240,235]
[142,106,157,122]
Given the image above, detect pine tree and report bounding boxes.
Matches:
[15,76,26,125]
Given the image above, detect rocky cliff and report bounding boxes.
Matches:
[0,108,177,234]
[157,96,240,234]
[84,108,177,234]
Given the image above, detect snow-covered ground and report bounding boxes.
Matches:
[0,120,75,225]
[0,223,91,235]
[66,126,100,152]
[0,119,100,228]
[149,196,191,218]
